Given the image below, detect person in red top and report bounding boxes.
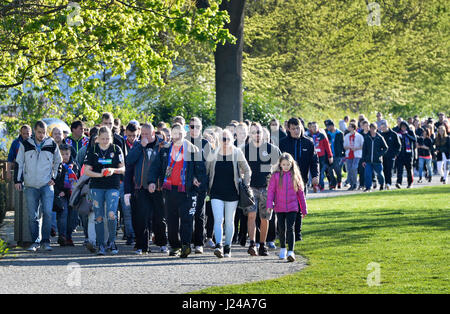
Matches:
[310,122,334,190]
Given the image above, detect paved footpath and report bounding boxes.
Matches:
[0,175,445,294]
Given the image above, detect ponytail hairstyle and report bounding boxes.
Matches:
[270,153,304,192]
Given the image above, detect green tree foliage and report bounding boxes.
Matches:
[243,0,450,119]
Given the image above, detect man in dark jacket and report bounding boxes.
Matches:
[380,121,401,189]
[325,119,345,189]
[126,123,168,254]
[362,123,388,191]
[395,121,417,188]
[148,123,206,258]
[279,117,319,241]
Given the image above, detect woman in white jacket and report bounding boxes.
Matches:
[344,122,364,190]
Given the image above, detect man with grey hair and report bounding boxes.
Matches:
[380,120,402,189]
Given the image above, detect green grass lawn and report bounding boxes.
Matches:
[195,185,450,294]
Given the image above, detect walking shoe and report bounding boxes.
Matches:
[407,184,412,189]
[386,184,390,190]
[373,182,377,189]
[205,238,215,249]
[86,242,96,253]
[180,245,191,258]
[267,242,277,250]
[337,183,342,189]
[379,185,384,191]
[279,248,287,260]
[57,236,67,247]
[169,248,181,257]
[247,245,258,256]
[214,244,224,258]
[41,243,53,251]
[395,183,401,189]
[287,251,296,262]
[65,239,74,247]
[97,245,106,256]
[194,246,204,254]
[363,188,371,192]
[428,176,432,183]
[224,245,231,258]
[258,244,269,256]
[135,249,143,255]
[440,176,444,182]
[239,236,247,247]
[418,178,423,183]
[109,242,119,255]
[26,243,39,252]
[160,246,169,254]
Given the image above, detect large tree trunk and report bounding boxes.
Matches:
[214,0,246,128]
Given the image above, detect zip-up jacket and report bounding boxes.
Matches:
[54,157,80,200]
[148,139,207,196]
[266,171,307,215]
[15,136,62,188]
[326,129,345,158]
[279,134,319,183]
[381,129,402,158]
[361,133,388,164]
[397,129,417,158]
[311,131,333,158]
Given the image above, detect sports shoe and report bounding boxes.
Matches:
[258,244,269,256]
[407,184,412,189]
[160,246,169,254]
[267,242,277,250]
[180,245,191,258]
[224,245,231,258]
[57,236,66,247]
[26,243,39,252]
[247,245,258,256]
[135,249,143,255]
[41,243,53,251]
[205,238,215,249]
[287,251,296,262]
[109,242,119,255]
[396,183,401,189]
[386,184,390,190]
[418,178,423,183]
[279,248,287,260]
[97,245,106,256]
[214,244,224,258]
[86,242,96,253]
[169,248,181,257]
[363,188,371,192]
[379,185,384,191]
[337,183,342,189]
[194,246,203,254]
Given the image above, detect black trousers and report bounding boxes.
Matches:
[233,207,248,242]
[383,156,395,185]
[396,155,414,185]
[134,189,154,252]
[192,191,206,247]
[151,190,168,247]
[277,212,297,251]
[164,187,196,248]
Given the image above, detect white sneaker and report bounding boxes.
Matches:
[279,248,287,260]
[194,246,203,254]
[160,246,169,254]
[26,243,39,252]
[135,249,143,255]
[287,251,296,262]
[386,184,390,190]
[41,243,53,251]
[205,238,215,249]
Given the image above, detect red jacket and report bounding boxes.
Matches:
[311,132,333,158]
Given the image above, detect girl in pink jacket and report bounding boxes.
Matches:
[267,153,307,262]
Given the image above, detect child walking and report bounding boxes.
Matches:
[266,153,307,262]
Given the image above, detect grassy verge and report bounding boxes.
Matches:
[194,185,450,294]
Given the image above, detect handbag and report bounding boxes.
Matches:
[236,156,255,209]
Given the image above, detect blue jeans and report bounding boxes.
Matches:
[25,185,54,244]
[211,199,238,247]
[319,156,336,188]
[418,158,432,179]
[364,163,384,189]
[346,158,360,187]
[56,198,78,240]
[119,182,135,238]
[90,188,120,246]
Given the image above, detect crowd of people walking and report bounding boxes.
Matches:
[6,111,450,262]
